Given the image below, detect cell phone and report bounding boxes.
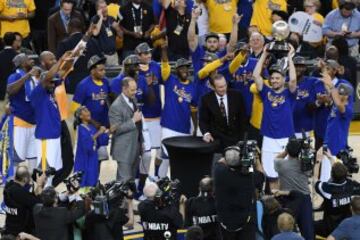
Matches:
[323,145,328,153]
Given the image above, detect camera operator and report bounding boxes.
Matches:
[3,166,46,236]
[185,177,220,240]
[84,190,134,240]
[138,182,186,240]
[213,143,265,239]
[274,137,314,240]
[313,147,360,238]
[33,186,86,240]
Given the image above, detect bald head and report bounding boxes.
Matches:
[224,147,241,168]
[15,165,30,184]
[199,177,213,194]
[143,182,159,199]
[277,213,295,232]
[40,51,57,70]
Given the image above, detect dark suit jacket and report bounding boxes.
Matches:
[47,10,84,54]
[56,32,102,94]
[0,48,17,100]
[33,201,85,240]
[199,90,247,151]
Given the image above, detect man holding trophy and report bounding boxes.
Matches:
[253,21,297,190]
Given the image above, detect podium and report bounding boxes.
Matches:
[162,136,220,197]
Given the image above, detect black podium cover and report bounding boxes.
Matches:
[162,136,220,197]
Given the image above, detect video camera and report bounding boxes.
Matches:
[337,147,359,175]
[85,180,136,217]
[63,171,83,193]
[31,167,56,182]
[286,131,315,175]
[154,177,181,209]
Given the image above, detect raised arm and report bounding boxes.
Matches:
[288,46,297,93]
[160,41,171,81]
[187,8,201,52]
[321,70,347,113]
[227,14,241,53]
[252,46,268,91]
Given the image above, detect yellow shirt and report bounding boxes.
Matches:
[249,80,269,129]
[107,3,120,20]
[250,0,287,37]
[205,0,238,34]
[0,0,36,38]
[313,12,324,25]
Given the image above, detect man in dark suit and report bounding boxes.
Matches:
[0,32,18,113]
[199,74,247,151]
[47,0,84,54]
[33,186,86,240]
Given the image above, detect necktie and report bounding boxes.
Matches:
[219,97,227,121]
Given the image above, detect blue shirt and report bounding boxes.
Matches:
[313,78,352,139]
[139,61,162,118]
[30,84,61,139]
[324,95,353,156]
[7,69,36,124]
[271,232,304,240]
[231,58,259,117]
[160,75,197,134]
[110,74,149,107]
[260,85,296,139]
[323,9,360,47]
[293,77,317,133]
[331,215,360,240]
[73,76,110,127]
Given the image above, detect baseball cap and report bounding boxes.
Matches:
[337,83,353,96]
[123,54,141,65]
[87,55,106,70]
[325,59,341,70]
[135,42,152,54]
[201,52,218,62]
[293,56,307,65]
[205,32,219,41]
[13,53,28,68]
[269,64,286,76]
[175,58,191,69]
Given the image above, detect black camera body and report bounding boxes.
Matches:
[286,133,315,174]
[154,177,181,209]
[86,180,136,217]
[63,171,83,193]
[31,167,56,182]
[236,140,257,170]
[337,147,359,174]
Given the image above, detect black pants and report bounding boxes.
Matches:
[52,121,74,187]
[220,223,256,240]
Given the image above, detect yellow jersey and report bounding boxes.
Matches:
[0,0,36,38]
[205,0,238,34]
[107,3,120,20]
[250,0,287,37]
[249,80,269,129]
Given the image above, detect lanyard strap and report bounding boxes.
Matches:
[131,6,143,26]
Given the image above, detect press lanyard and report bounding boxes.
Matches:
[131,6,143,26]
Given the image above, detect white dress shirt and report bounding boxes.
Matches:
[122,93,134,111]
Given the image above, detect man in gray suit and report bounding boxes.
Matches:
[109,77,143,181]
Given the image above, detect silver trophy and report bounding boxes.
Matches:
[268,20,291,53]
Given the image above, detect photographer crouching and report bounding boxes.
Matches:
[84,179,135,240]
[274,136,315,240]
[138,178,186,240]
[214,139,265,239]
[313,147,360,238]
[3,166,46,237]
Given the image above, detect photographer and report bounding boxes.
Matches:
[313,147,360,238]
[185,177,220,240]
[3,166,46,236]
[214,143,265,239]
[33,186,86,240]
[274,137,314,240]
[84,189,134,240]
[138,182,185,240]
